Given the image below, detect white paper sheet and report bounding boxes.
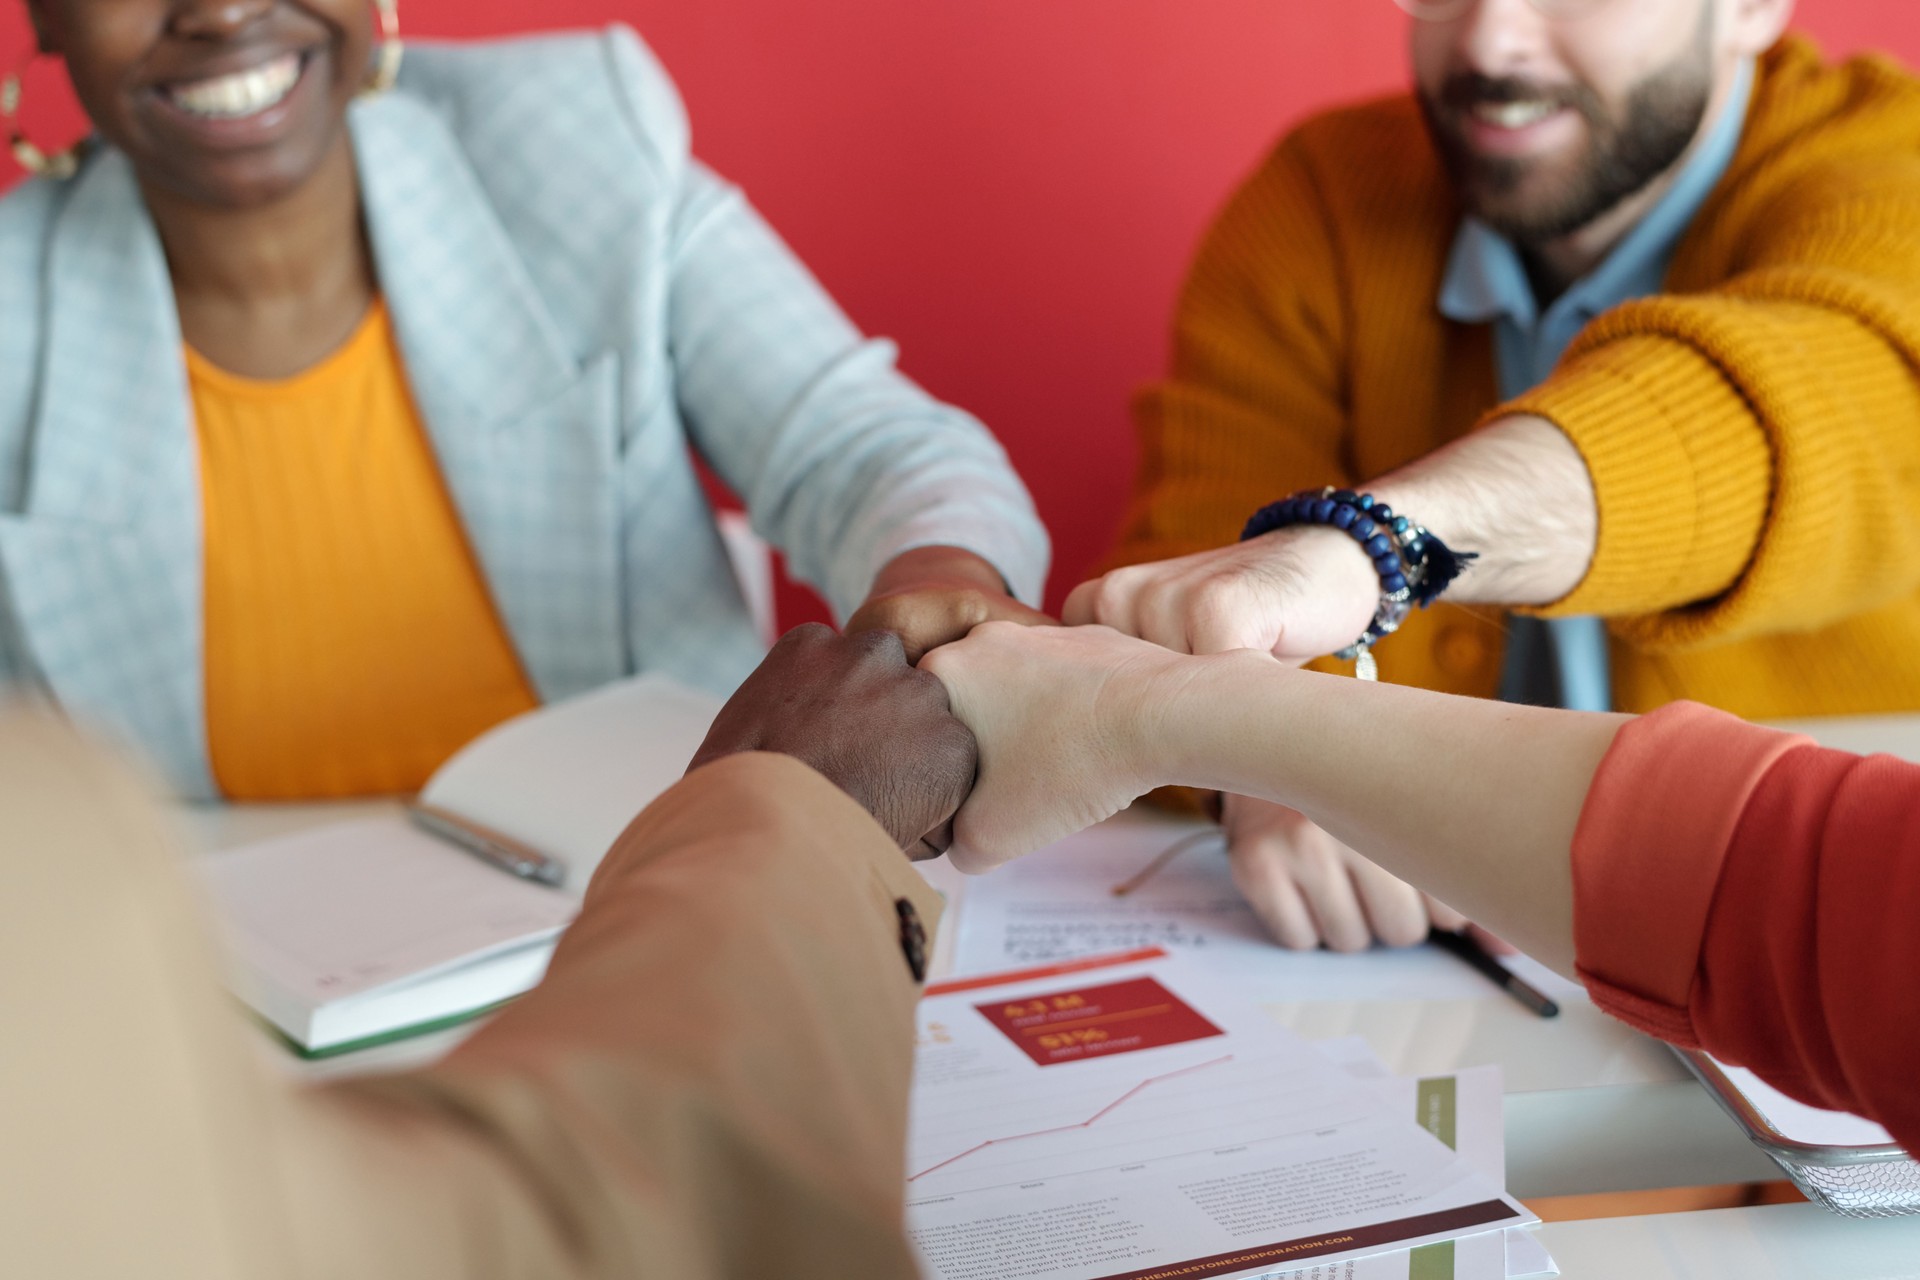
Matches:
[199,817,576,1007]
[1279,1040,1556,1280]
[421,673,723,891]
[908,951,1534,1280]
[1712,1060,1897,1148]
[952,818,1584,1008]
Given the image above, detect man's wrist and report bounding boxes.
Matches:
[870,545,1010,598]
[1361,415,1597,607]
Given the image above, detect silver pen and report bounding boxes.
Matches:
[407,803,569,888]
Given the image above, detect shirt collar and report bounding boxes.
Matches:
[1438,57,1755,329]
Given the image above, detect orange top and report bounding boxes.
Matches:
[190,301,539,799]
[1573,703,1920,1157]
[1112,38,1920,719]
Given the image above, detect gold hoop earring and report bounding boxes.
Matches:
[2,59,87,180]
[363,0,405,97]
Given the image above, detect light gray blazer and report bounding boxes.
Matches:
[0,26,1048,798]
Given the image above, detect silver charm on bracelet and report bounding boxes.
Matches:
[1335,585,1414,682]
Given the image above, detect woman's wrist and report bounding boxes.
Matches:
[1123,648,1290,799]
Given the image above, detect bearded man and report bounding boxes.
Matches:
[1073,0,1920,951]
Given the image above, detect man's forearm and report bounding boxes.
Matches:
[1368,414,1598,608]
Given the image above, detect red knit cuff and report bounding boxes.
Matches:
[1576,966,1703,1049]
[1571,704,1809,1033]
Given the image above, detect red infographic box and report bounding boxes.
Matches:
[976,975,1224,1066]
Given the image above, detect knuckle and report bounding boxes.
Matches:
[850,626,907,661]
[1285,831,1342,876]
[1274,920,1323,952]
[1087,579,1123,620]
[918,644,958,681]
[1376,913,1428,949]
[1186,578,1251,642]
[1324,925,1371,954]
[781,621,836,649]
[905,660,957,704]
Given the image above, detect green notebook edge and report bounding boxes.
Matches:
[244,994,525,1061]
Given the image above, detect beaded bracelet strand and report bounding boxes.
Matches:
[1240,487,1476,680]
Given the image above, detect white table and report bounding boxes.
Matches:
[1276,711,1920,1200]
[1538,1203,1920,1277]
[176,713,1920,1202]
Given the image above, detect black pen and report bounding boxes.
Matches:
[1428,927,1560,1019]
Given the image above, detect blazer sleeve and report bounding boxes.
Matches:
[1105,132,1353,572]
[0,578,21,690]
[597,30,1048,617]
[0,714,936,1280]
[1570,703,1920,1156]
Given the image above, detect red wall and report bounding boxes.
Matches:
[6,2,1919,623]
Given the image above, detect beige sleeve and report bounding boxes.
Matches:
[0,708,300,1279]
[0,715,936,1280]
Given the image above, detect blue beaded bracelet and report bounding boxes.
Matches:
[1240,488,1476,679]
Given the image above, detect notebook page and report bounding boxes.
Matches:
[199,816,577,1008]
[421,674,724,892]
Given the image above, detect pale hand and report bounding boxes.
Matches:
[1062,527,1378,661]
[919,622,1191,873]
[1223,794,1471,952]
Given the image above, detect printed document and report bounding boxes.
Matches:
[908,951,1534,1280]
[952,818,1581,1006]
[1283,1040,1555,1280]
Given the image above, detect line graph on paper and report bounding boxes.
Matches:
[905,1046,1374,1203]
[909,1054,1236,1183]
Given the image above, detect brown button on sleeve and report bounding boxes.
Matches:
[896,899,929,984]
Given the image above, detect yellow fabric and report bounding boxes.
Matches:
[190,301,539,799]
[1113,37,1920,718]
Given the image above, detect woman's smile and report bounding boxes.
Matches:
[140,46,328,153]
[163,51,305,120]
[27,0,370,207]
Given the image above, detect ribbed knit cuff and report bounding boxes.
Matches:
[1570,703,1807,1035]
[1503,335,1772,620]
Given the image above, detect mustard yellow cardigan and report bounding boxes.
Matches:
[1113,37,1920,718]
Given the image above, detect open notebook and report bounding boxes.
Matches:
[198,675,724,1056]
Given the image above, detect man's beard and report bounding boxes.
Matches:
[1418,36,1714,244]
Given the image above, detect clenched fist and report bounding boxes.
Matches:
[691,625,978,858]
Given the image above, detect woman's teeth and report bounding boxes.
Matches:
[165,54,303,120]
[1471,99,1557,129]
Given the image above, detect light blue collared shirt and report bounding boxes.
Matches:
[1436,60,1754,711]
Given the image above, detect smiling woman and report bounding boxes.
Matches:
[0,1,1049,800]
[40,0,376,213]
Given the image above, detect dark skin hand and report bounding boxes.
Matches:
[846,545,1056,663]
[689,624,979,860]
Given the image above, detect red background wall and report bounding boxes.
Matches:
[6,2,1919,623]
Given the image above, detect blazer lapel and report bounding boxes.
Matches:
[0,151,215,797]
[0,98,628,798]
[351,95,628,704]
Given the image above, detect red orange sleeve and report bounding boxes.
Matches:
[1572,702,1920,1153]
